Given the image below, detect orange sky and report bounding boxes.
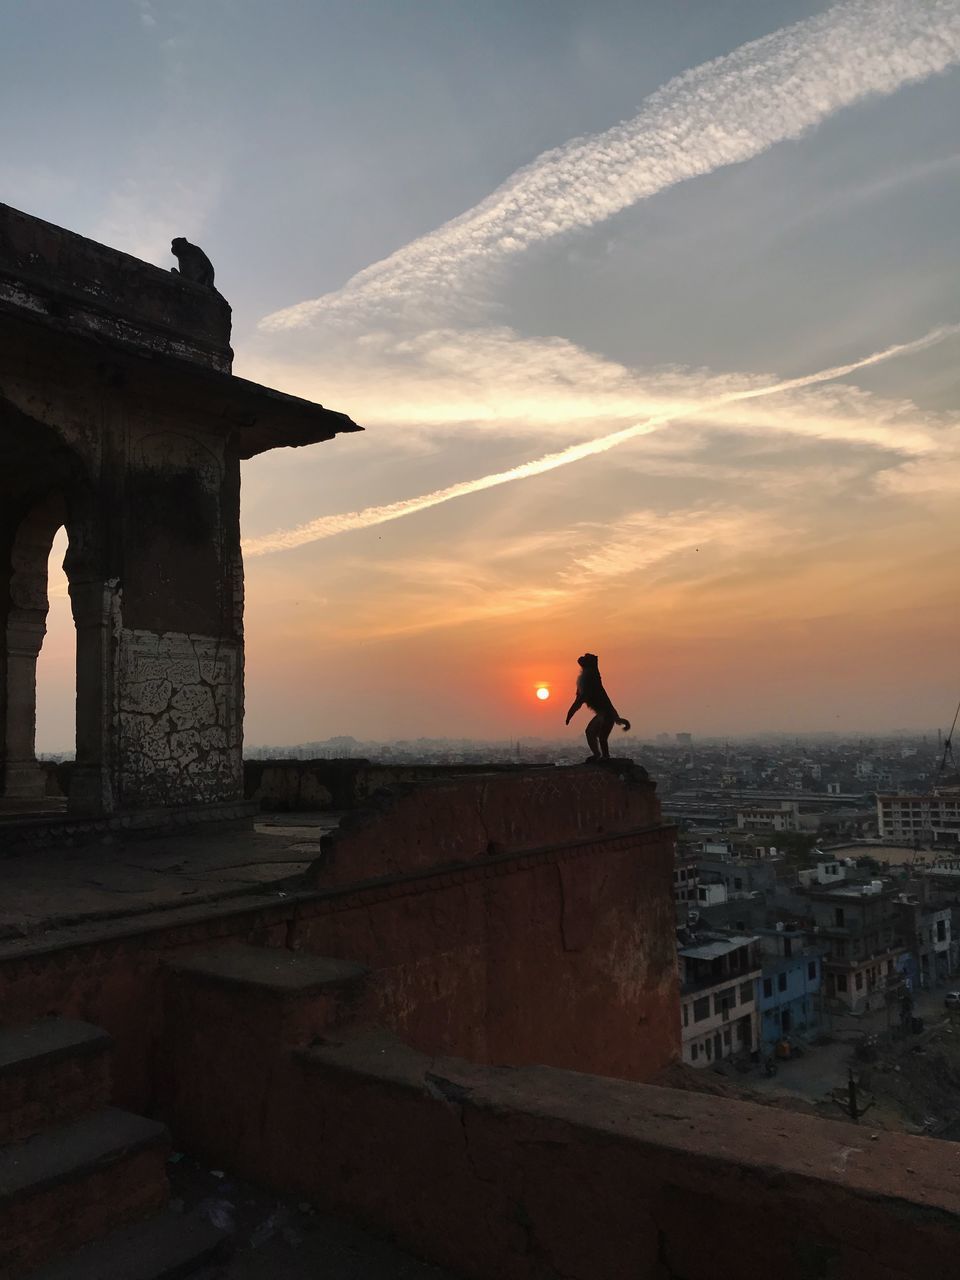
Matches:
[25,1,960,750]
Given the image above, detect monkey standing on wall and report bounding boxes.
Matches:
[170,237,216,287]
[565,653,631,762]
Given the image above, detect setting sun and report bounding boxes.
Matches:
[536,686,550,701]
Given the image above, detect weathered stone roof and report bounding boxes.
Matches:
[0,201,233,372]
[0,202,362,454]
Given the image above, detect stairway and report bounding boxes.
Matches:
[0,1016,227,1278]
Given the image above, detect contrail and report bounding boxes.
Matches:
[243,324,959,557]
[261,0,960,330]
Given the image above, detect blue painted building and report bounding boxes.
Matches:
[755,925,825,1050]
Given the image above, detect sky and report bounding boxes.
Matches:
[4,0,960,749]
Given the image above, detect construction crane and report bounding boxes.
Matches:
[939,696,960,777]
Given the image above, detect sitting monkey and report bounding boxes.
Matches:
[565,652,631,761]
[170,237,215,287]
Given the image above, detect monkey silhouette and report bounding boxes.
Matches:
[565,652,630,761]
[170,237,215,287]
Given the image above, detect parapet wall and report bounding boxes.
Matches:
[270,1031,960,1280]
[244,758,555,811]
[309,762,662,884]
[274,762,680,1076]
[305,822,679,1078]
[159,976,960,1280]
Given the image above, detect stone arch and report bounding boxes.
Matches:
[2,492,69,800]
[0,395,109,814]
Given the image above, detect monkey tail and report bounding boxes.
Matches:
[619,718,631,732]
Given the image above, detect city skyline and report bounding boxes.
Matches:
[7,0,960,749]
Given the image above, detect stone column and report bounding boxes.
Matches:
[2,608,48,798]
[68,577,119,816]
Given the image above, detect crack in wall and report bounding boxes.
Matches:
[118,629,241,806]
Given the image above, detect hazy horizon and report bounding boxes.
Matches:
[8,1,960,750]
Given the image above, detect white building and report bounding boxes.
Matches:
[877,789,960,845]
[678,934,762,1067]
[737,801,800,833]
[699,839,734,857]
[798,860,846,888]
[695,881,727,907]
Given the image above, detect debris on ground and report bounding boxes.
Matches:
[170,1157,463,1278]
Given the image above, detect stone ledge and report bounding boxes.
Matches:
[0,1018,110,1076]
[294,1029,960,1279]
[164,943,367,995]
[0,1107,167,1202]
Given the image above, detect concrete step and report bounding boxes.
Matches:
[164,944,369,1045]
[0,1106,170,1277]
[164,944,368,999]
[0,1018,112,1143]
[160,946,369,1178]
[24,1208,229,1280]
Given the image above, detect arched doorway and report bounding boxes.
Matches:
[2,492,69,803]
[0,395,107,816]
[35,525,76,780]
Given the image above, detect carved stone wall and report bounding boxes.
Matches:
[118,631,241,807]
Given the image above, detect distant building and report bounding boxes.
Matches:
[695,880,727,908]
[698,837,735,857]
[896,897,953,990]
[677,934,761,1067]
[672,848,700,905]
[877,788,960,846]
[697,854,777,898]
[797,859,846,889]
[755,925,825,1050]
[675,732,693,747]
[798,806,876,838]
[803,883,907,1014]
[744,842,783,859]
[737,801,800,833]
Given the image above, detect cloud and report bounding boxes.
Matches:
[283,500,802,643]
[560,508,783,585]
[93,34,222,264]
[241,0,960,620]
[261,0,960,331]
[135,1,158,29]
[243,324,957,449]
[877,456,960,495]
[242,324,960,556]
[94,171,222,266]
